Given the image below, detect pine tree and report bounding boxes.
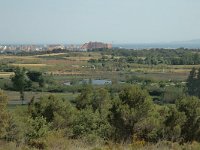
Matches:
[186,67,197,96]
[196,68,200,98]
[11,67,30,104]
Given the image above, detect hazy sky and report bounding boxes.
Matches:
[0,0,200,44]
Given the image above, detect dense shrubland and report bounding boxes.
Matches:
[1,76,200,149]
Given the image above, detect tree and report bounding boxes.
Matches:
[72,107,112,143]
[109,85,153,141]
[11,67,31,104]
[92,88,111,114]
[26,116,50,149]
[4,113,24,143]
[75,85,93,110]
[133,105,164,142]
[176,96,200,142]
[26,71,42,82]
[75,86,111,114]
[163,105,186,141]
[29,95,75,132]
[196,68,200,98]
[186,67,197,96]
[186,68,200,98]
[27,71,45,87]
[194,53,200,65]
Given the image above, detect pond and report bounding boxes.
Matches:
[81,79,112,85]
[64,79,112,86]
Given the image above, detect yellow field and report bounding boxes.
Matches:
[0,72,14,78]
[0,55,40,60]
[35,53,67,57]
[10,64,47,67]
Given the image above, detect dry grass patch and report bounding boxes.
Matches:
[35,53,67,57]
[0,72,14,78]
[0,55,39,60]
[10,63,47,67]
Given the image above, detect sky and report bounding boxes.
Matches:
[0,0,200,44]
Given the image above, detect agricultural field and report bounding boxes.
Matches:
[0,50,197,93]
[0,49,196,106]
[0,50,197,84]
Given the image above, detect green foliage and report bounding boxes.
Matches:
[93,48,200,65]
[4,113,24,143]
[163,105,186,141]
[4,82,200,147]
[109,85,153,141]
[26,71,42,82]
[5,48,200,148]
[75,85,93,110]
[185,67,200,98]
[119,85,152,109]
[162,87,185,103]
[25,116,50,149]
[75,86,111,113]
[73,86,112,143]
[11,67,31,103]
[186,67,197,96]
[26,116,50,140]
[29,95,75,134]
[72,107,112,144]
[11,67,31,91]
[0,91,9,138]
[133,105,164,142]
[27,70,45,87]
[176,96,200,142]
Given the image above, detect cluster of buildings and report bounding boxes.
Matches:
[0,42,112,53]
[81,42,112,50]
[0,45,44,52]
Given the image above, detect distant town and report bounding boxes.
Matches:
[0,42,112,53]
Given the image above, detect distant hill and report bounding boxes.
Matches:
[114,39,200,49]
[170,39,200,44]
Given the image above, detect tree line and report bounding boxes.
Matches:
[91,48,200,65]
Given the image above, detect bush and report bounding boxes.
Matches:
[72,107,112,144]
[109,85,154,141]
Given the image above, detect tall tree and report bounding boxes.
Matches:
[186,67,197,96]
[11,67,30,104]
[196,68,200,98]
[176,96,200,142]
